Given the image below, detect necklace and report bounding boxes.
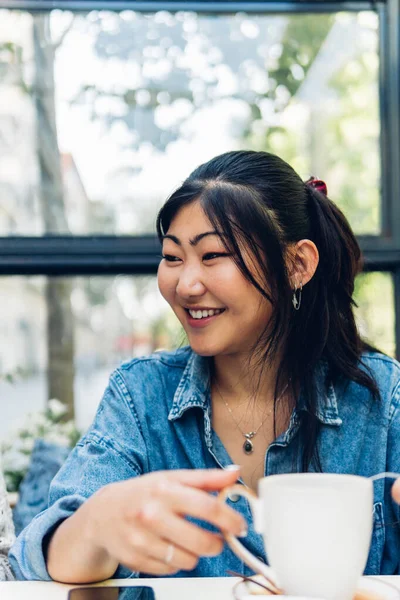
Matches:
[215,382,289,455]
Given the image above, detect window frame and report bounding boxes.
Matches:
[0,1,382,12]
[0,0,399,355]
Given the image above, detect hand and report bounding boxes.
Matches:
[84,468,246,576]
[391,478,400,504]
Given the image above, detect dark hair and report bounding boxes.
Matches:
[156,150,380,471]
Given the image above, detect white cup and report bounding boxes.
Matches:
[220,473,373,599]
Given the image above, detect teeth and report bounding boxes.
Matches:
[189,308,223,319]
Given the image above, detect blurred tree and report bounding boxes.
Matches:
[354,272,395,357]
[33,15,75,419]
[243,14,334,140]
[73,13,332,158]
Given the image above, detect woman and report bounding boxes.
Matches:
[10,150,400,581]
[0,460,15,581]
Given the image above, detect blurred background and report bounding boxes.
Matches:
[0,1,398,491]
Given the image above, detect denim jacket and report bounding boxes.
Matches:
[10,347,400,580]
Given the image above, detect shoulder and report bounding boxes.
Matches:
[118,345,192,374]
[359,351,400,390]
[359,352,400,420]
[343,351,400,421]
[107,346,193,399]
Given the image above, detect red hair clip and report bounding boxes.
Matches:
[305,176,328,197]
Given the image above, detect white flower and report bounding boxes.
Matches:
[62,422,76,434]
[12,438,31,453]
[48,399,68,419]
[2,449,30,472]
[27,412,49,429]
[1,403,80,492]
[20,438,35,452]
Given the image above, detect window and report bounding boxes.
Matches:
[0,274,182,436]
[0,9,381,236]
[0,0,399,430]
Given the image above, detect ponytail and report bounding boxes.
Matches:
[292,183,380,470]
[306,183,362,293]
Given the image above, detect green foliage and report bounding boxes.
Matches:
[246,12,380,236]
[354,273,395,357]
[268,14,335,98]
[0,367,29,385]
[1,399,81,492]
[245,14,334,172]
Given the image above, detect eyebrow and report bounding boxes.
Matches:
[162,231,221,246]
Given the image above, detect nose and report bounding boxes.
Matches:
[176,263,206,299]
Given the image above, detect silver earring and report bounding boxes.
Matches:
[292,283,303,311]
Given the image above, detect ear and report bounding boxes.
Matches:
[287,240,319,288]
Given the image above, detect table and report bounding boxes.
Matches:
[0,577,233,600]
[0,577,400,600]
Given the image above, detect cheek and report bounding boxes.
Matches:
[258,300,273,324]
[242,289,273,325]
[254,298,274,332]
[157,265,176,304]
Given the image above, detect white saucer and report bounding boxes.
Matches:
[232,575,400,600]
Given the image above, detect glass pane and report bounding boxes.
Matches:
[0,9,380,236]
[354,272,395,358]
[0,275,182,490]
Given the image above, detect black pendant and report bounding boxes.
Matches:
[243,439,254,454]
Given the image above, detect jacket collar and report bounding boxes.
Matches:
[168,349,342,426]
[168,351,211,421]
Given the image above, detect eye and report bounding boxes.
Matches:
[202,252,231,261]
[162,254,182,263]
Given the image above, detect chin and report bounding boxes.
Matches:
[188,340,222,357]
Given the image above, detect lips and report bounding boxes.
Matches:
[184,307,226,328]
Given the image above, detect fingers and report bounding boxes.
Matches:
[99,468,245,577]
[145,478,246,536]
[151,540,199,572]
[391,478,400,504]
[145,538,200,572]
[166,467,241,491]
[117,526,200,575]
[138,507,224,559]
[120,550,178,576]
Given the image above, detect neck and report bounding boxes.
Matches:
[212,352,280,406]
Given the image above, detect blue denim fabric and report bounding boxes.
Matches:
[9,347,400,580]
[13,439,70,536]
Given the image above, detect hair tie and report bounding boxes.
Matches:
[305,176,328,197]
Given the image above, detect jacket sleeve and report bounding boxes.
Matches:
[386,377,400,574]
[9,369,148,581]
[0,463,15,581]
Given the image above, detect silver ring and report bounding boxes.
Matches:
[164,543,174,565]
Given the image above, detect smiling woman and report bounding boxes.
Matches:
[155,151,377,475]
[9,150,400,584]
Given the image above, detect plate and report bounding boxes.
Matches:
[232,575,400,600]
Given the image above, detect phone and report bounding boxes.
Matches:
[68,586,156,600]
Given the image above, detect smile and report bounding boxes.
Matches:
[187,308,225,320]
